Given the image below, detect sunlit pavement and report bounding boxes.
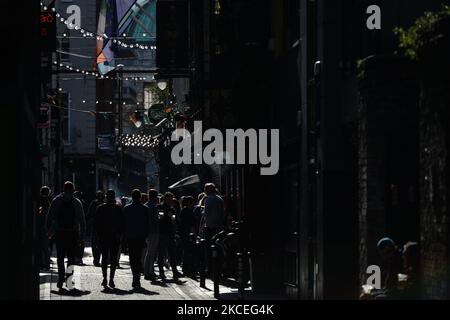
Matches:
[39,247,233,300]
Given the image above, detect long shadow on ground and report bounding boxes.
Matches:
[129,287,160,296]
[50,288,91,297]
[101,287,131,295]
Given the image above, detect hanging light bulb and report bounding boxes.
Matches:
[214,0,221,15]
[157,80,167,91]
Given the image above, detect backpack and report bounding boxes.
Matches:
[58,199,76,230]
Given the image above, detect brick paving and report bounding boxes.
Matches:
[40,247,233,300]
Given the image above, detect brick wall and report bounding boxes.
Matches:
[419,17,450,299]
[358,55,419,287]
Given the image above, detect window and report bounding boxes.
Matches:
[60,30,70,63]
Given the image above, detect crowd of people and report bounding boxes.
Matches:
[37,181,226,290]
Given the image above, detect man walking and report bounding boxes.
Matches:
[94,189,123,288]
[157,192,182,280]
[46,181,86,289]
[144,189,160,281]
[123,189,149,289]
[179,196,196,276]
[74,190,87,265]
[87,190,105,266]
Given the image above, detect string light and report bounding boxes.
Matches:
[41,101,117,117]
[48,93,146,108]
[54,61,154,81]
[40,2,156,50]
[43,98,173,147]
[119,134,160,148]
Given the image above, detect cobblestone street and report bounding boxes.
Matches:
[40,247,233,300]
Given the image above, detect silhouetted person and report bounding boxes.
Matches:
[74,190,87,265]
[46,181,86,289]
[94,189,123,288]
[87,190,105,266]
[38,186,51,270]
[179,196,196,275]
[157,192,182,280]
[377,237,403,293]
[193,192,206,234]
[144,189,160,281]
[140,192,150,268]
[123,189,149,288]
[116,196,130,268]
[201,183,225,241]
[401,241,422,299]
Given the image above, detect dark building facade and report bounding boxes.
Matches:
[187,0,450,300]
[297,0,446,300]
[0,2,41,299]
[417,16,450,299]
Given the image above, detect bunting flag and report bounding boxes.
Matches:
[97,0,155,75]
[118,0,156,44]
[96,0,117,74]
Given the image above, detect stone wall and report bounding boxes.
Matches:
[358,55,419,287]
[418,17,450,299]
